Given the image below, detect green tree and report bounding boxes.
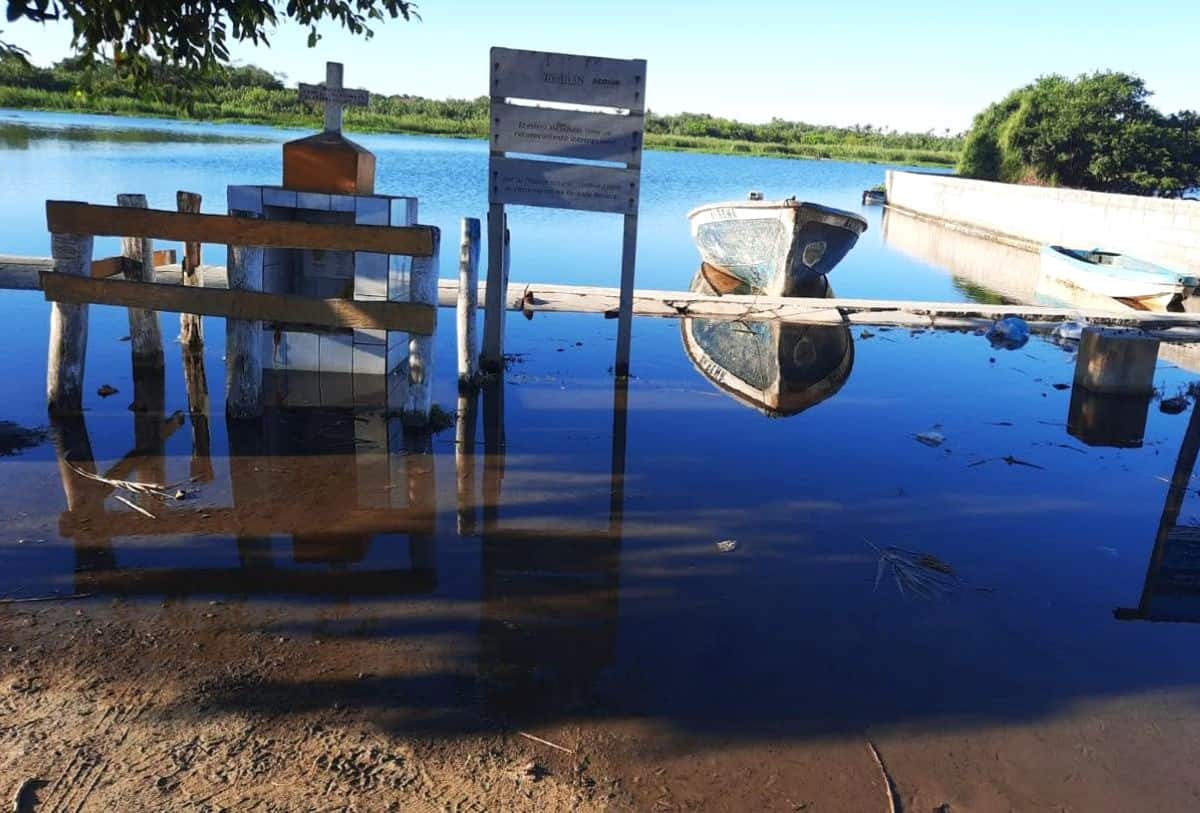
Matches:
[4,0,417,74]
[958,71,1200,197]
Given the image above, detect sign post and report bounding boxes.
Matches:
[482,47,646,377]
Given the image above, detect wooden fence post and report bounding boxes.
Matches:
[458,217,481,387]
[404,227,440,426]
[481,204,507,372]
[46,232,92,414]
[116,194,164,372]
[225,243,264,418]
[177,190,204,349]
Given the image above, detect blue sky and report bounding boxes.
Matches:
[6,0,1196,133]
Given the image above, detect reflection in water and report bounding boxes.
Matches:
[681,268,853,417]
[0,121,268,150]
[1067,387,1152,449]
[475,378,627,716]
[51,360,441,597]
[1118,403,1200,623]
[46,352,630,719]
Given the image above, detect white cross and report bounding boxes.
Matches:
[298,62,371,134]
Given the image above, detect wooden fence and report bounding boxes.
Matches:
[41,196,440,420]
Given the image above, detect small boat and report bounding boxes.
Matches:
[680,267,854,417]
[1039,246,1198,312]
[688,195,868,296]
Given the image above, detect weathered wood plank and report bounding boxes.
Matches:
[40,273,436,334]
[491,101,642,164]
[45,201,436,256]
[46,234,92,414]
[489,156,639,214]
[0,255,52,289]
[224,242,263,418]
[491,47,647,111]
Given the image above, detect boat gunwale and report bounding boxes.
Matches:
[687,199,868,235]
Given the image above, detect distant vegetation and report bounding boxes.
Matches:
[958,71,1200,197]
[0,55,963,167]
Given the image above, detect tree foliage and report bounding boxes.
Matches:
[4,0,417,75]
[958,71,1200,197]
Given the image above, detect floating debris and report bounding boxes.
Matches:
[986,316,1030,350]
[1052,383,1071,391]
[866,540,960,599]
[914,431,945,448]
[96,384,118,397]
[1051,321,1085,343]
[1160,395,1189,414]
[67,463,195,502]
[968,455,1046,470]
[715,539,738,553]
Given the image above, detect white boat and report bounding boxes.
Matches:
[687,196,867,296]
[1038,246,1198,312]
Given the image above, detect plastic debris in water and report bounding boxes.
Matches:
[1052,321,1085,342]
[986,316,1030,350]
[715,539,738,553]
[914,431,945,447]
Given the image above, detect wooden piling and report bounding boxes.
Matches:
[404,227,441,426]
[46,232,93,414]
[116,194,165,372]
[177,190,204,349]
[481,206,508,372]
[183,347,214,482]
[457,217,481,386]
[225,243,265,418]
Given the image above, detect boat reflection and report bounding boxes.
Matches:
[680,265,853,417]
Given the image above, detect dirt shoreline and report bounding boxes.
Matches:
[5,597,1200,812]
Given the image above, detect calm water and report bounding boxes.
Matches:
[2,110,1200,773]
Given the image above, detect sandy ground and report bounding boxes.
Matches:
[4,597,1200,812]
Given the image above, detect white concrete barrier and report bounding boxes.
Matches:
[885,171,1200,274]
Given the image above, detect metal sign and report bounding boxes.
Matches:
[484,47,647,377]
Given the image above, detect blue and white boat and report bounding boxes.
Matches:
[688,195,868,297]
[1039,246,1198,312]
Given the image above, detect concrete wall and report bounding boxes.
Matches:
[885,171,1200,274]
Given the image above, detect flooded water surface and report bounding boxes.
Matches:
[2,110,1200,811]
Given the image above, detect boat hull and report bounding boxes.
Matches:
[1038,245,1197,312]
[688,200,867,296]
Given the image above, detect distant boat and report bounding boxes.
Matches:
[1039,246,1198,312]
[680,268,854,417]
[688,195,868,296]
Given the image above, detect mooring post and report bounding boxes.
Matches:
[458,217,481,387]
[225,243,265,418]
[481,204,507,372]
[46,232,93,414]
[116,194,165,372]
[177,190,204,349]
[404,226,441,426]
[614,214,639,378]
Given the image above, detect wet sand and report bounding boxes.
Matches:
[4,594,1200,811]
